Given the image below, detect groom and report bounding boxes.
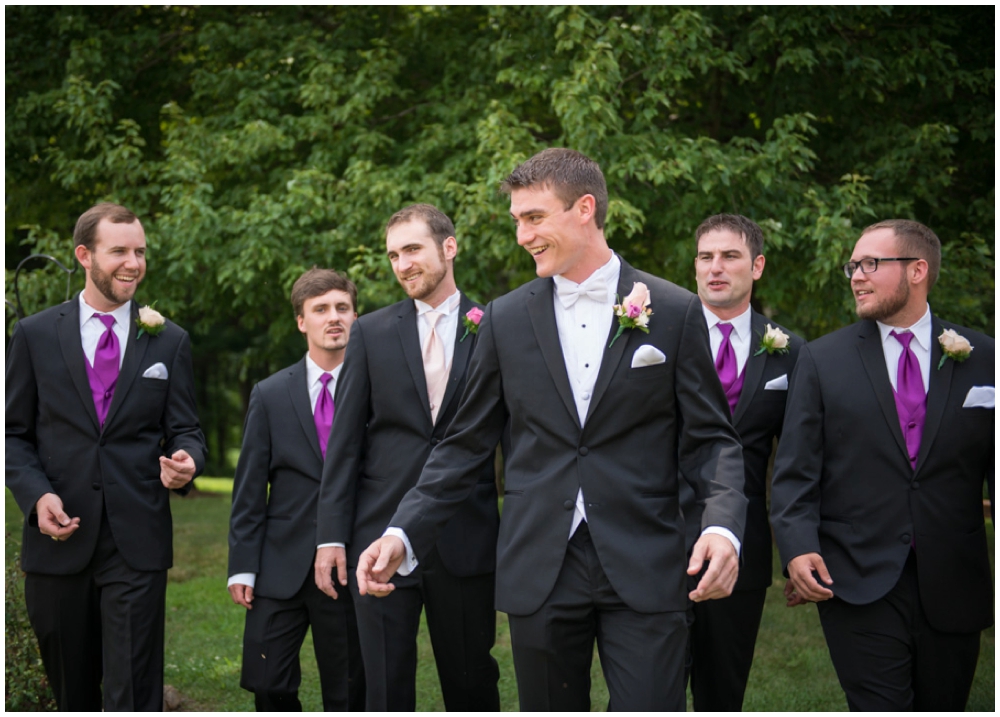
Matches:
[356,148,747,710]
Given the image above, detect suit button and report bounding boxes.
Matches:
[900,533,911,544]
[912,482,920,490]
[99,438,106,446]
[430,438,440,445]
[578,446,589,456]
[563,500,575,510]
[92,483,101,491]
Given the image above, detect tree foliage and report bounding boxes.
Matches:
[7,6,993,472]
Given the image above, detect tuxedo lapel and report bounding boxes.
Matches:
[55,298,101,433]
[397,300,434,425]
[856,321,909,464]
[526,280,580,429]
[287,359,323,463]
[103,302,149,432]
[732,311,768,426]
[438,293,475,419]
[915,316,952,474]
[585,258,635,424]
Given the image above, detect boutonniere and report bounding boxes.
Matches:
[460,307,484,342]
[136,304,166,339]
[609,282,652,348]
[937,328,973,369]
[754,324,790,356]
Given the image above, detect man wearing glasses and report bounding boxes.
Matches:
[771,219,994,710]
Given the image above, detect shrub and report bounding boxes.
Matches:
[5,552,56,711]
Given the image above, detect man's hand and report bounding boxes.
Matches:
[687,532,739,602]
[786,553,834,602]
[314,546,348,599]
[160,449,196,489]
[783,579,809,607]
[35,493,81,541]
[356,536,405,597]
[228,583,255,609]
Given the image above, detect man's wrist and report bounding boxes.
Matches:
[384,527,418,576]
[228,572,256,589]
[702,526,741,557]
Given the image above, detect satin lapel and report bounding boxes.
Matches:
[526,280,580,429]
[856,321,909,463]
[732,311,768,426]
[585,259,636,424]
[103,302,149,432]
[55,298,101,433]
[287,359,323,463]
[915,316,951,474]
[439,293,475,418]
[397,300,434,425]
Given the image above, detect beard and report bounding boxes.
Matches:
[90,260,141,307]
[397,247,448,302]
[855,272,909,322]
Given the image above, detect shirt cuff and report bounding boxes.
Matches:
[702,526,741,557]
[316,542,346,549]
[227,572,256,589]
[384,527,418,576]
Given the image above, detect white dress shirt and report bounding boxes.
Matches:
[703,304,753,377]
[230,357,343,589]
[877,304,932,393]
[79,294,131,369]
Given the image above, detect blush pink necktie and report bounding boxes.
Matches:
[314,372,334,458]
[423,312,449,424]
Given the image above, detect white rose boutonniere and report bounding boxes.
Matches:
[937,328,973,369]
[754,324,790,356]
[609,282,652,348]
[137,304,166,339]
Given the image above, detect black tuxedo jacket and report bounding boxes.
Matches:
[771,315,994,633]
[6,296,206,575]
[228,358,333,599]
[317,293,499,582]
[682,311,803,591]
[391,259,747,616]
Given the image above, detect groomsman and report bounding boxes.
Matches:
[314,204,500,711]
[6,203,207,710]
[772,219,994,710]
[356,149,747,711]
[227,268,364,711]
[683,214,803,710]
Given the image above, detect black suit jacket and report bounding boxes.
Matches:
[317,293,499,582]
[391,259,747,616]
[228,358,331,599]
[6,296,206,575]
[771,315,994,633]
[682,311,803,592]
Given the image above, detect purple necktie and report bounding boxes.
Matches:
[314,372,334,458]
[890,330,926,470]
[715,323,744,414]
[85,314,120,426]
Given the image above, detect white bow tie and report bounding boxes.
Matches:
[555,277,609,308]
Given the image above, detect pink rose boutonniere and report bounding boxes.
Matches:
[460,306,484,342]
[609,282,652,348]
[937,328,973,369]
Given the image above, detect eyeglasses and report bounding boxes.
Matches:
[842,257,918,279]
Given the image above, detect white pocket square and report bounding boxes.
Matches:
[631,344,666,368]
[963,385,994,409]
[142,362,169,380]
[764,374,789,391]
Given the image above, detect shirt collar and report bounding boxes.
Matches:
[702,303,752,342]
[79,293,132,329]
[551,252,621,300]
[414,289,461,317]
[877,303,932,352]
[305,353,343,385]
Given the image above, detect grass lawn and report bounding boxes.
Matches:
[6,484,995,711]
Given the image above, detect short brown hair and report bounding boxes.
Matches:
[385,204,456,247]
[73,203,139,251]
[291,267,357,317]
[695,214,765,260]
[500,148,609,229]
[862,219,942,290]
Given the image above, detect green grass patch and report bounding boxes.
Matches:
[5,489,994,710]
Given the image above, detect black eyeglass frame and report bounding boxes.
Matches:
[842,257,919,279]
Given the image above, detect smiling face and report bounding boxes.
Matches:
[510,185,604,283]
[849,227,917,324]
[75,218,147,311]
[386,218,457,307]
[695,228,764,320]
[297,289,357,361]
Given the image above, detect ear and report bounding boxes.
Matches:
[296,314,307,335]
[752,254,766,281]
[575,194,596,225]
[74,244,92,270]
[442,235,458,261]
[909,258,929,286]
